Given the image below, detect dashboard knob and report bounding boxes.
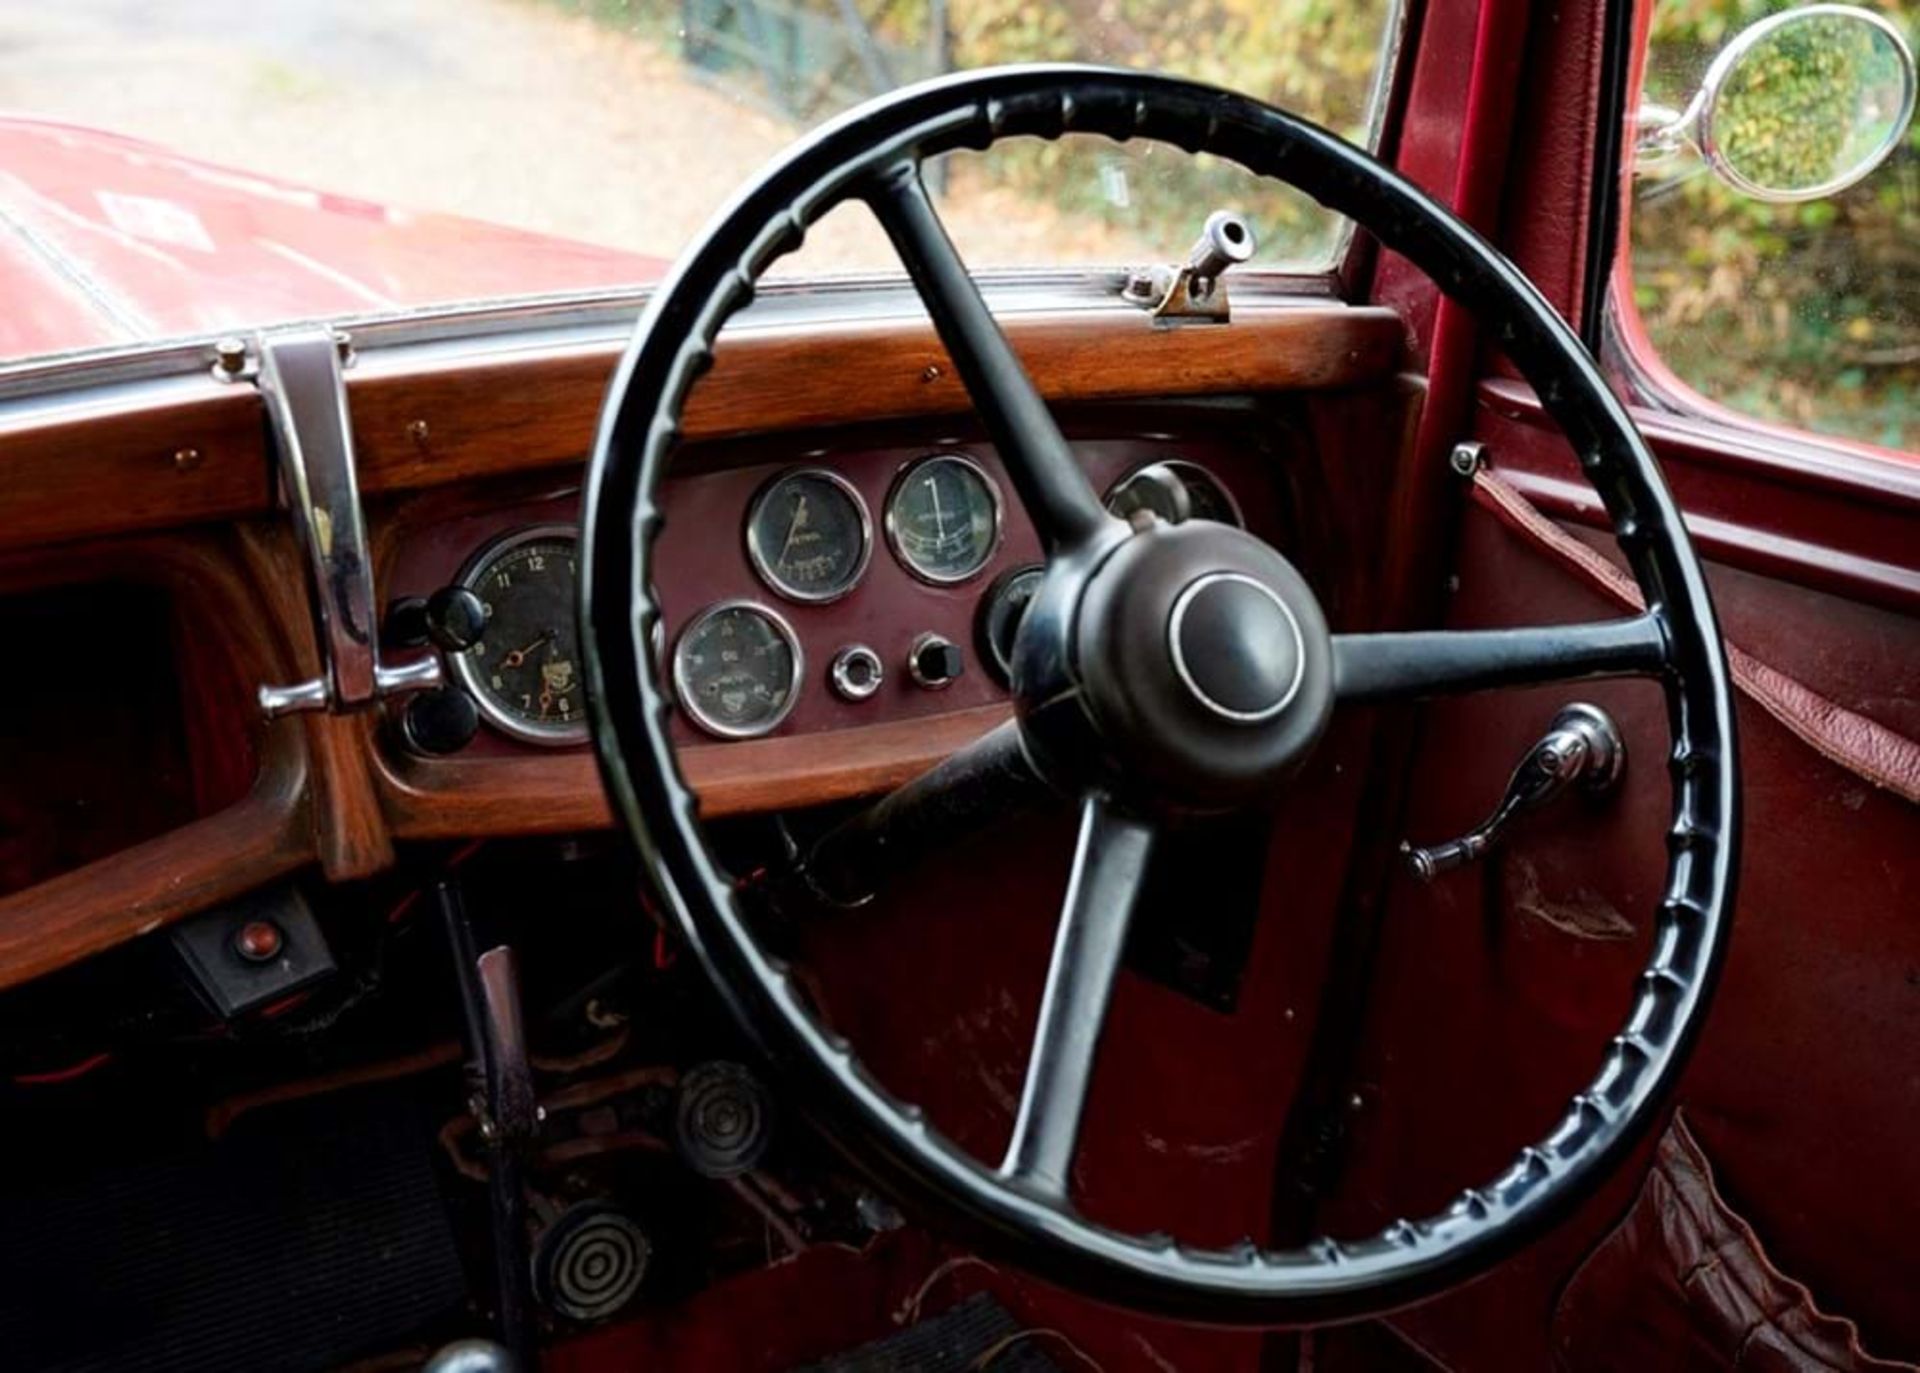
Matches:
[908,633,964,690]
[402,687,480,755]
[425,585,488,651]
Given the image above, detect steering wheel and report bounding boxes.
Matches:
[581,67,1739,1325]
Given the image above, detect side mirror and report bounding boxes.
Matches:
[1637,3,1916,202]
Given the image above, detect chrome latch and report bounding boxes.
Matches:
[1401,703,1625,880]
[254,327,441,718]
[1122,210,1256,324]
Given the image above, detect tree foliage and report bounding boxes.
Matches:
[907,0,1398,265]
[1631,0,1916,450]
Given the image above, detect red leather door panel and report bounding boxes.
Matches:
[1325,405,1919,1368]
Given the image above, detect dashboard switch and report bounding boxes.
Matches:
[424,585,488,651]
[908,633,964,690]
[383,585,486,653]
[830,644,884,701]
[402,687,481,755]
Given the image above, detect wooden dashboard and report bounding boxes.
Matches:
[0,302,1415,991]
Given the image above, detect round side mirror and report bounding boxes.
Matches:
[1638,4,1916,202]
[1699,4,1916,201]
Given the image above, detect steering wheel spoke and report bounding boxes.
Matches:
[1000,792,1157,1200]
[1330,613,1668,703]
[864,160,1115,555]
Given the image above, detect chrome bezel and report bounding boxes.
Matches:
[744,467,874,604]
[883,453,1005,586]
[828,644,885,701]
[1103,458,1246,529]
[672,600,804,740]
[447,523,589,746]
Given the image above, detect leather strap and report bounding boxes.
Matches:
[1474,468,1920,807]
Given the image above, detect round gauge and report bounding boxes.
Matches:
[885,454,1003,584]
[1104,460,1243,529]
[448,525,587,745]
[977,564,1044,687]
[672,601,802,739]
[745,468,872,603]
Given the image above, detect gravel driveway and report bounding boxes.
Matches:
[0,0,1147,275]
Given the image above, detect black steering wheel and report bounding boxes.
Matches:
[581,67,1739,1325]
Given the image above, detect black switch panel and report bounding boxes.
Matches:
[171,884,336,1017]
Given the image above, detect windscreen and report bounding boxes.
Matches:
[0,1,1403,361]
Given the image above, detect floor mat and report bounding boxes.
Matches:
[0,1084,467,1372]
[793,1292,1061,1372]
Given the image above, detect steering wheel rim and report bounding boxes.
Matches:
[581,65,1740,1325]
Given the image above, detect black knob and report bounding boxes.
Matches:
[908,634,964,690]
[402,688,480,755]
[383,595,431,650]
[425,585,488,651]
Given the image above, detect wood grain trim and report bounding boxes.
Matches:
[234,522,395,881]
[0,761,311,994]
[0,305,1399,554]
[0,380,268,550]
[376,703,1013,838]
[0,530,315,994]
[348,305,1405,493]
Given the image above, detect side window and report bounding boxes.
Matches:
[1621,1,1916,452]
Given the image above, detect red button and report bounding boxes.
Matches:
[234,919,284,963]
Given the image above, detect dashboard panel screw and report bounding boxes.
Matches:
[172,447,204,473]
[407,419,431,449]
[212,337,248,376]
[921,364,942,383]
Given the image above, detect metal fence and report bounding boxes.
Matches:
[680,0,952,124]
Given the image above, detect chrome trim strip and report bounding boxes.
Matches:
[254,327,442,716]
[0,271,1341,406]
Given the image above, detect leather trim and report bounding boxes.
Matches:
[1474,468,1920,806]
[1552,1114,1916,1372]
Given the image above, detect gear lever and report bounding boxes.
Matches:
[438,881,540,1367]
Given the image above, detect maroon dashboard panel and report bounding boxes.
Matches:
[381,406,1309,758]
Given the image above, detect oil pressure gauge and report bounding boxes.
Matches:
[673,601,803,739]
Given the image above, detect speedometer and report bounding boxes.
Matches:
[447,525,588,745]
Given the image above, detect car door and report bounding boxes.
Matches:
[1297,0,1919,1366]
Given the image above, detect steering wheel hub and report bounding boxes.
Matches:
[1056,521,1334,809]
